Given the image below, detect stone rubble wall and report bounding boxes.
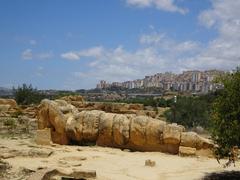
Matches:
[60,95,157,118]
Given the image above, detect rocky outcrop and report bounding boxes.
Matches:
[79,102,147,114]
[0,98,18,117]
[180,132,213,150]
[60,95,157,117]
[37,99,214,155]
[38,99,78,145]
[86,102,157,117]
[0,98,17,108]
[60,95,85,108]
[0,98,39,119]
[21,106,38,118]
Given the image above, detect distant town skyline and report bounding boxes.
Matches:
[96,69,224,93]
[0,0,240,90]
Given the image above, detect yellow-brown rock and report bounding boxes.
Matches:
[37,99,78,145]
[129,116,148,147]
[179,146,196,156]
[0,98,17,108]
[37,99,214,155]
[82,110,102,142]
[35,128,52,145]
[112,114,131,146]
[180,132,198,148]
[163,124,183,145]
[97,112,115,146]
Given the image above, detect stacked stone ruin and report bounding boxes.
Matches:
[37,99,214,156]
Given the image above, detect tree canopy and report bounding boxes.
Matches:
[13,84,44,105]
[164,96,210,128]
[211,67,240,156]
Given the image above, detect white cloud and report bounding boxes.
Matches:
[78,46,104,58]
[65,35,199,83]
[139,32,165,45]
[61,52,80,60]
[63,1,240,88]
[174,41,200,52]
[199,1,240,29]
[21,49,53,60]
[126,0,188,14]
[139,32,201,53]
[22,49,33,60]
[61,46,104,61]
[191,0,240,70]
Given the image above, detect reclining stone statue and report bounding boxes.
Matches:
[37,99,213,155]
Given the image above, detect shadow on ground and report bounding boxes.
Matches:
[203,171,240,180]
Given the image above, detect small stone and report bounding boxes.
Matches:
[145,159,156,167]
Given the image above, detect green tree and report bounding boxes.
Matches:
[13,84,45,105]
[164,96,210,128]
[211,67,240,156]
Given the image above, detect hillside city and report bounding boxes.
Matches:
[96,70,225,93]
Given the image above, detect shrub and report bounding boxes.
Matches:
[4,118,17,130]
[211,67,240,156]
[164,96,210,128]
[13,84,45,105]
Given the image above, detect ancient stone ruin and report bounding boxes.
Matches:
[37,99,214,156]
[60,95,157,118]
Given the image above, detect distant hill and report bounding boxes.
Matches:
[0,87,13,97]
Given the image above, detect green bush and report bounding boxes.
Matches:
[164,96,210,128]
[13,84,45,105]
[210,67,240,156]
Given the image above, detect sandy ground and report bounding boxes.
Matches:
[0,137,239,180]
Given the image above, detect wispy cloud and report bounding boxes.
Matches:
[194,0,240,70]
[61,52,80,60]
[21,49,53,60]
[22,49,33,60]
[61,46,104,60]
[139,32,165,45]
[63,1,240,89]
[126,0,188,14]
[63,32,202,84]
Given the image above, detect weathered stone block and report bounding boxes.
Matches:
[179,146,196,156]
[163,124,182,145]
[35,128,52,145]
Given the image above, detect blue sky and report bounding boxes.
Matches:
[0,0,239,89]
